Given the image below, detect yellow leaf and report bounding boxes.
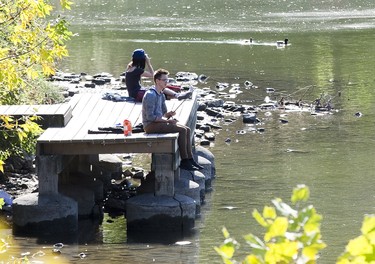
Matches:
[244,254,263,264]
[253,209,268,227]
[361,215,375,235]
[367,231,375,245]
[346,236,372,256]
[265,217,288,242]
[265,241,298,263]
[291,184,310,204]
[263,206,276,219]
[214,244,235,259]
[336,258,350,264]
[222,227,230,239]
[303,243,327,260]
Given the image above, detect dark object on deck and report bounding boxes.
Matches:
[88,123,144,134]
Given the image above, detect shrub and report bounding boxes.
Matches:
[215,185,375,264]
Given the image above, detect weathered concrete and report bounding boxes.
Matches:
[126,193,196,232]
[175,178,201,216]
[194,146,216,178]
[12,193,78,237]
[180,170,206,203]
[60,184,95,217]
[195,156,213,192]
[92,154,123,180]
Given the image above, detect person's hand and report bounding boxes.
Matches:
[168,118,177,124]
[166,111,176,119]
[145,54,151,62]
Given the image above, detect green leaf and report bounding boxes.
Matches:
[253,209,268,227]
[302,242,327,260]
[263,206,276,219]
[243,254,263,264]
[214,243,235,260]
[222,226,230,239]
[264,217,288,242]
[291,184,310,204]
[0,160,4,173]
[346,236,372,256]
[244,233,267,250]
[265,241,298,263]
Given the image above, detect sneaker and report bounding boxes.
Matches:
[177,90,192,100]
[189,158,204,170]
[180,159,197,171]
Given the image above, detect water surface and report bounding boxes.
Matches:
[4,0,375,263]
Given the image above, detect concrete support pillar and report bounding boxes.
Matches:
[36,155,63,194]
[126,193,195,232]
[152,153,175,196]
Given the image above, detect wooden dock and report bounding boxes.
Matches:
[10,91,204,235]
[0,103,73,128]
[36,92,198,196]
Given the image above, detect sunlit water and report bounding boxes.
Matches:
[3,0,375,263]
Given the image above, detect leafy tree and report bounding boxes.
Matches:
[0,0,73,172]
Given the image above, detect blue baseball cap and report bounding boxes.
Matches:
[132,49,145,59]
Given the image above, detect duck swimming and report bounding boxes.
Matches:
[277,38,289,46]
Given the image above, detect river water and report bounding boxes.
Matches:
[3,0,375,263]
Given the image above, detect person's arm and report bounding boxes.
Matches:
[143,93,176,124]
[142,54,154,78]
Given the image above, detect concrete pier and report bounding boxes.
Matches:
[12,193,78,237]
[125,193,196,232]
[195,145,216,179]
[180,170,206,203]
[9,92,219,238]
[175,178,201,215]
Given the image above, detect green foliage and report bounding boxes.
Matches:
[19,78,65,105]
[337,214,375,264]
[0,0,73,171]
[0,115,43,172]
[216,185,375,264]
[215,185,326,263]
[0,0,73,104]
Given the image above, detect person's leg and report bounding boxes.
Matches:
[185,126,193,159]
[144,123,200,170]
[135,89,146,102]
[163,88,192,101]
[144,122,189,159]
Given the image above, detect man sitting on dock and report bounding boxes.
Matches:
[142,68,203,171]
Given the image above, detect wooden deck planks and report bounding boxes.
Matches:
[75,97,117,141]
[37,93,197,153]
[0,103,73,127]
[49,95,101,141]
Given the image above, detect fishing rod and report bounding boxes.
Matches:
[167,87,194,120]
[166,99,188,120]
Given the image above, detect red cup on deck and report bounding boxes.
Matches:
[123,119,132,136]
